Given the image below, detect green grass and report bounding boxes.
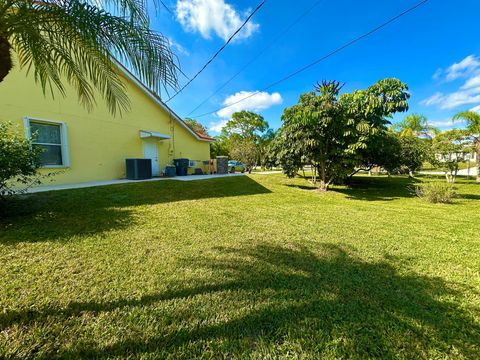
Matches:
[1,175,479,359]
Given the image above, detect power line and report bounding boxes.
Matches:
[191,0,430,119]
[185,0,326,117]
[165,0,267,103]
[159,0,175,16]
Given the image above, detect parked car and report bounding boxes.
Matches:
[228,160,246,173]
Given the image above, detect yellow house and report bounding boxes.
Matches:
[0,61,213,187]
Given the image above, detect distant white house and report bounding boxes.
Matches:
[435,151,477,162]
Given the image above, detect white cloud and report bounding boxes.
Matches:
[461,74,480,90]
[431,55,480,82]
[422,55,480,110]
[421,92,443,106]
[176,0,259,41]
[167,37,190,56]
[208,119,228,133]
[432,68,442,80]
[216,91,283,119]
[469,104,480,113]
[445,55,480,81]
[422,89,480,110]
[428,119,455,128]
[440,91,480,109]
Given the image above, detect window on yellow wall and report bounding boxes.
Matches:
[24,117,70,168]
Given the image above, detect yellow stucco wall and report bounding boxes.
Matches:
[0,64,211,185]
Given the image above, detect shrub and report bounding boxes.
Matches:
[0,122,42,199]
[415,182,456,204]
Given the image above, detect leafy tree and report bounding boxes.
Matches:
[222,110,269,139]
[258,128,276,169]
[350,131,402,177]
[184,118,209,136]
[393,114,439,138]
[0,122,43,199]
[396,136,431,177]
[452,111,480,182]
[0,0,177,114]
[222,111,270,172]
[265,126,306,177]
[271,79,410,191]
[210,135,230,158]
[276,81,347,189]
[432,129,472,183]
[229,138,258,172]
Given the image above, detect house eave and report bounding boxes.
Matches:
[112,59,214,143]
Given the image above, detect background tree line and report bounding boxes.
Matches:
[187,111,275,173]
[263,79,479,190]
[187,78,479,187]
[3,78,479,197]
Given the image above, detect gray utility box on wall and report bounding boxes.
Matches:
[126,159,152,180]
[216,156,228,174]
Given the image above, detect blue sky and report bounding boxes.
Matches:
[151,0,480,134]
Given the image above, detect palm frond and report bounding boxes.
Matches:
[2,0,178,114]
[394,113,438,138]
[453,111,480,133]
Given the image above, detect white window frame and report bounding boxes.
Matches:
[23,117,70,168]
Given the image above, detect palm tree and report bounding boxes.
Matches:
[0,0,178,114]
[393,114,439,139]
[453,111,480,182]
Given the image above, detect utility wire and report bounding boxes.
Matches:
[186,0,326,117]
[165,0,267,103]
[191,0,430,119]
[159,0,175,16]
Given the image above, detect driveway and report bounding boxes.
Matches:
[420,168,478,176]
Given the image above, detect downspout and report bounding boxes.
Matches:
[168,112,175,164]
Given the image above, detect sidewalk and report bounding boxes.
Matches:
[25,173,245,193]
[251,171,283,175]
[420,168,478,176]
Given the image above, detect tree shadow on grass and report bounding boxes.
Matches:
[285,184,318,191]
[332,177,420,201]
[285,176,420,201]
[3,244,478,358]
[458,193,480,201]
[0,176,271,244]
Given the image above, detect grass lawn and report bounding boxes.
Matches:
[1,174,479,359]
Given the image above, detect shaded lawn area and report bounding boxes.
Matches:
[0,175,479,359]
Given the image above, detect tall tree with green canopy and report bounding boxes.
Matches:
[396,135,432,177]
[350,130,402,177]
[432,129,472,183]
[452,111,480,182]
[271,78,410,191]
[222,110,269,139]
[393,114,439,138]
[0,0,178,114]
[222,110,270,172]
[210,135,230,159]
